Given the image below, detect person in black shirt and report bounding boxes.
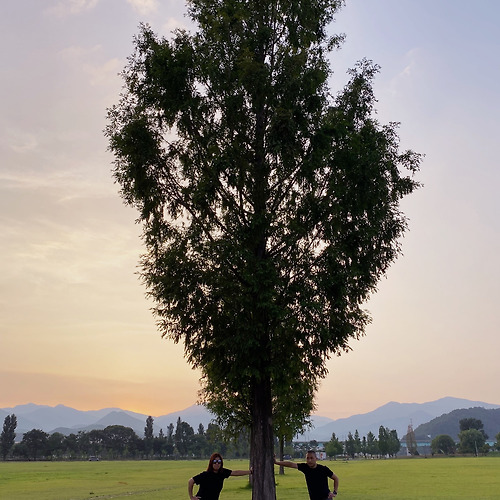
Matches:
[188,452,252,500]
[274,450,339,499]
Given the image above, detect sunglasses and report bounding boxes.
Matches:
[212,459,222,464]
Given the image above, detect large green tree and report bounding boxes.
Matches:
[365,431,378,456]
[0,414,17,460]
[87,429,105,457]
[344,431,356,458]
[144,415,154,456]
[21,429,49,461]
[102,425,139,458]
[459,417,487,438]
[106,0,420,497]
[345,430,362,459]
[174,417,195,456]
[325,432,343,458]
[431,434,456,455]
[378,426,401,457]
[46,432,66,459]
[458,428,486,456]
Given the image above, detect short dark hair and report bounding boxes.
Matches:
[306,450,317,457]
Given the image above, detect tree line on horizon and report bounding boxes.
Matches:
[0,413,404,461]
[430,418,498,457]
[325,417,500,459]
[0,414,247,461]
[3,413,499,462]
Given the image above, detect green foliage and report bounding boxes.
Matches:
[174,417,194,456]
[107,0,420,418]
[46,432,66,458]
[144,416,154,440]
[21,429,49,461]
[459,417,486,433]
[431,434,456,455]
[390,430,401,456]
[72,426,140,460]
[143,416,155,456]
[325,432,343,458]
[365,431,379,456]
[101,425,139,458]
[458,429,486,456]
[0,414,17,460]
[106,1,421,495]
[354,430,362,454]
[345,430,362,458]
[378,426,400,457]
[458,418,489,454]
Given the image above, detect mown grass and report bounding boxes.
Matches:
[0,457,499,499]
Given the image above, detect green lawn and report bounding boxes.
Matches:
[0,457,499,499]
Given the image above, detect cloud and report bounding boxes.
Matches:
[163,16,191,33]
[127,0,159,16]
[4,130,39,154]
[0,155,113,197]
[46,0,100,18]
[389,48,421,92]
[58,45,122,88]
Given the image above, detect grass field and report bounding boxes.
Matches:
[1,457,499,499]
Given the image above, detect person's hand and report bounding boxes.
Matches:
[190,496,200,500]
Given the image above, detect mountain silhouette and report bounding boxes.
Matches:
[298,397,500,441]
[2,397,498,439]
[413,407,500,440]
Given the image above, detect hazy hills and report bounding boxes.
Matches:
[300,397,500,441]
[0,403,216,437]
[1,397,499,441]
[413,407,500,440]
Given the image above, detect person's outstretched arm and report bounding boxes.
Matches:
[274,456,298,469]
[230,468,253,476]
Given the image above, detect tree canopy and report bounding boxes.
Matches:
[378,426,401,457]
[1,414,17,460]
[325,432,343,458]
[458,429,486,456]
[106,0,420,497]
[431,434,456,455]
[459,417,486,435]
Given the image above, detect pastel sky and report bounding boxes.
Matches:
[1,0,499,420]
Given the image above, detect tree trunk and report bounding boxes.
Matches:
[250,376,276,500]
[279,436,285,475]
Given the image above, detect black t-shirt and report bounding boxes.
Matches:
[297,462,334,500]
[192,468,232,500]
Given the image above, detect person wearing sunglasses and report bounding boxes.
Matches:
[188,452,252,500]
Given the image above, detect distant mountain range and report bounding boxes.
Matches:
[0,403,215,438]
[2,397,499,441]
[300,397,500,441]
